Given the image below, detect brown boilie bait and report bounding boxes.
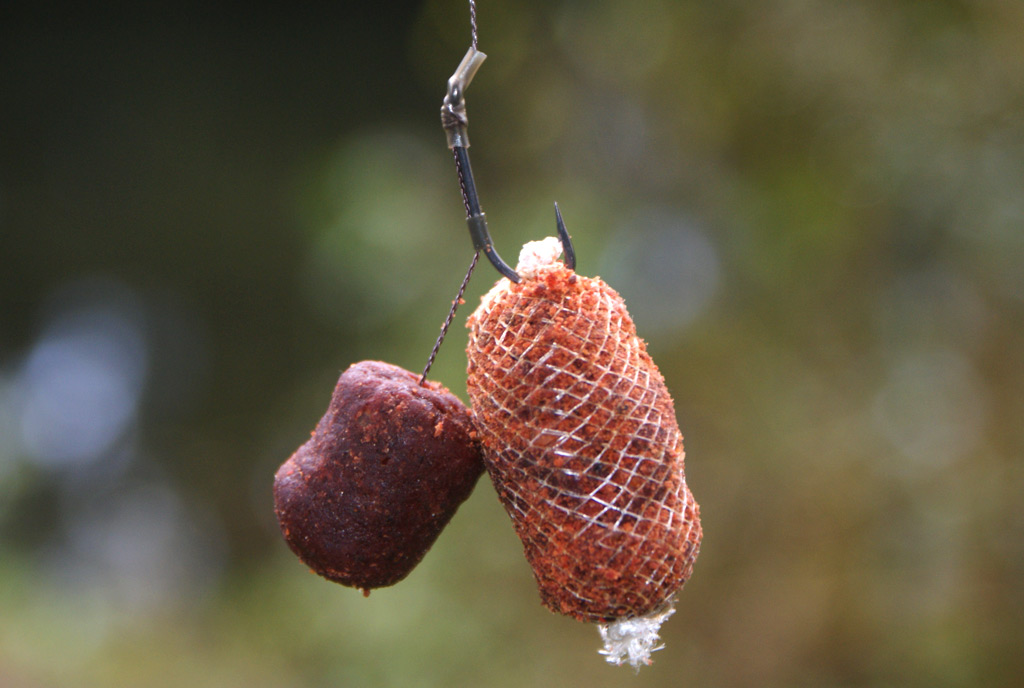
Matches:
[273,360,484,593]
[466,238,702,666]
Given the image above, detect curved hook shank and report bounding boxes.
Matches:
[442,47,522,283]
[469,214,520,283]
[440,47,579,282]
[452,148,517,281]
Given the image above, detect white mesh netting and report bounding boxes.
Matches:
[466,245,701,627]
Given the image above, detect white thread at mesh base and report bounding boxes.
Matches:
[598,604,676,669]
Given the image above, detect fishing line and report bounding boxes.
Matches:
[420,0,483,384]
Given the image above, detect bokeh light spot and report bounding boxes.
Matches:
[871,349,988,474]
[599,207,720,336]
[15,282,148,469]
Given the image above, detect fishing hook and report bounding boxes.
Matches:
[442,47,575,282]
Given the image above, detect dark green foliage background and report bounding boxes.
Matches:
[2,1,1022,686]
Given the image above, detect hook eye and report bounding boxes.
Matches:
[442,47,487,150]
[447,47,487,105]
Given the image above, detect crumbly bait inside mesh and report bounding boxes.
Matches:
[466,263,701,623]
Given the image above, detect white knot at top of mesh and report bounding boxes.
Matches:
[516,236,564,279]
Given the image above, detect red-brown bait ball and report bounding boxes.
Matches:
[466,242,701,641]
[274,360,485,592]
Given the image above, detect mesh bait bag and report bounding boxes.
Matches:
[466,238,702,666]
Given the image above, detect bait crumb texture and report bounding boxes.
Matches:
[466,260,701,623]
[274,361,484,592]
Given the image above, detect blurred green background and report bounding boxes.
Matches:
[2,0,1023,686]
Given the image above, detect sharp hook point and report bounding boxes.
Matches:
[554,203,576,270]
